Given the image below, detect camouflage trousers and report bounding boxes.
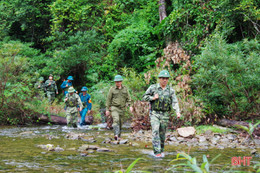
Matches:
[150,110,169,155]
[46,91,55,104]
[111,106,124,137]
[66,107,78,128]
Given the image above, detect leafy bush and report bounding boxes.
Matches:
[162,0,259,53]
[193,35,260,119]
[0,41,36,124]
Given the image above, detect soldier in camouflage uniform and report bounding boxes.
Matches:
[65,87,83,127]
[143,70,181,158]
[44,74,58,104]
[35,77,45,90]
[106,75,133,140]
[34,77,45,98]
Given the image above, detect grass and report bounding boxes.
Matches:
[195,125,232,135]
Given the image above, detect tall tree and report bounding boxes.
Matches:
[159,0,167,22]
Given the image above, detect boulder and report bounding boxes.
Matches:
[97,148,111,152]
[177,127,196,137]
[119,139,128,144]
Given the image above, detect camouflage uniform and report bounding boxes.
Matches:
[143,83,180,155]
[45,79,58,103]
[34,78,45,98]
[65,92,83,127]
[106,85,131,137]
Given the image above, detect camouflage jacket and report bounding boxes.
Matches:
[64,93,83,108]
[106,85,131,110]
[34,82,45,91]
[142,83,180,113]
[44,80,58,93]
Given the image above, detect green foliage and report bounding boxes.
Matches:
[162,0,259,52]
[168,152,221,173]
[121,68,149,101]
[193,35,260,119]
[90,81,113,108]
[44,30,106,86]
[0,0,52,48]
[114,158,150,173]
[235,121,260,141]
[49,0,104,34]
[195,125,232,135]
[0,41,36,124]
[106,0,162,71]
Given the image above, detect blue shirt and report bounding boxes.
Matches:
[60,80,73,95]
[79,93,92,110]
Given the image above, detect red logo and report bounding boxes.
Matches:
[231,156,252,166]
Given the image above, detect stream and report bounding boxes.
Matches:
[0,125,259,172]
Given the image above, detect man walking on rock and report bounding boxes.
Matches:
[65,87,83,128]
[143,70,181,158]
[106,75,133,140]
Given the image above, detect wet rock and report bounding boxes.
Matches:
[54,146,64,152]
[119,139,128,144]
[37,144,55,151]
[131,142,139,147]
[66,132,84,140]
[227,134,237,141]
[88,145,99,150]
[210,137,219,145]
[111,141,120,145]
[102,137,112,144]
[254,139,260,146]
[251,149,257,155]
[45,135,60,140]
[20,131,34,135]
[198,142,209,146]
[80,152,88,157]
[220,138,229,144]
[97,148,111,152]
[177,127,196,137]
[78,145,99,152]
[177,137,184,141]
[198,136,207,143]
[78,145,89,151]
[169,137,177,142]
[204,130,212,136]
[217,145,225,149]
[88,150,95,153]
[81,137,96,143]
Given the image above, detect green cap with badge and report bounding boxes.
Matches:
[114,75,123,81]
[158,70,170,78]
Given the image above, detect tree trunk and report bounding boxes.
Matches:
[37,114,67,125]
[159,0,167,22]
[158,0,171,45]
[217,119,250,127]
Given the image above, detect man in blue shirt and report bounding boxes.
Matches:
[61,76,74,96]
[79,86,92,126]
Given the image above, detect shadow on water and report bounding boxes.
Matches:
[0,125,259,172]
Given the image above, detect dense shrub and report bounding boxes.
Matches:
[0,41,36,124]
[193,35,260,119]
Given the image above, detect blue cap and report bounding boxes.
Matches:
[67,76,74,80]
[81,86,88,92]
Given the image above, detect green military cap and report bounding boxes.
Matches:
[114,75,123,81]
[68,87,75,93]
[49,74,53,77]
[158,70,170,78]
[39,77,44,81]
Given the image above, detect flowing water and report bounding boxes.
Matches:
[0,125,259,172]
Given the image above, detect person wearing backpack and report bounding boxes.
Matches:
[142,70,181,158]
